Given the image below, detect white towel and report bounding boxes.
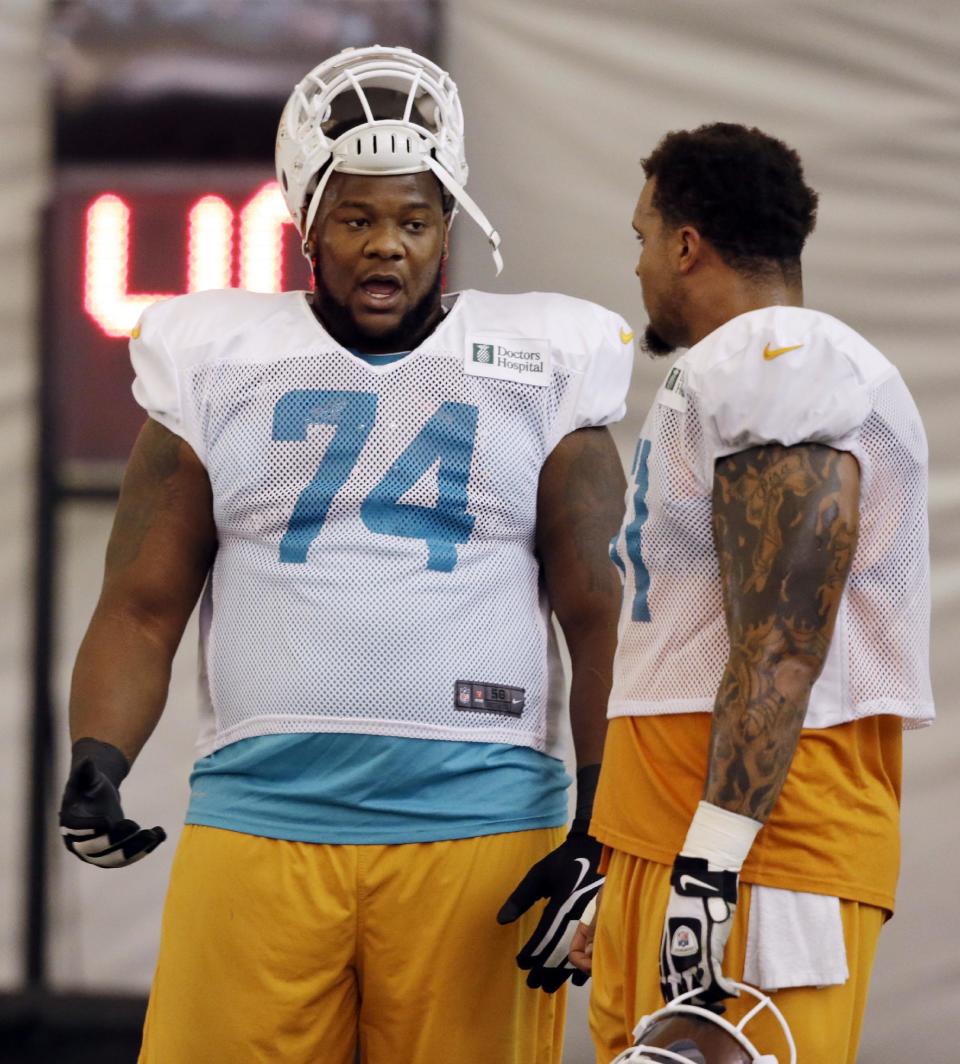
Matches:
[742,885,849,991]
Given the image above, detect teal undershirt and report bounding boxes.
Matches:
[186,733,570,844]
[185,347,570,845]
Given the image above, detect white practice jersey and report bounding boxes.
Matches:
[131,288,634,757]
[610,305,933,730]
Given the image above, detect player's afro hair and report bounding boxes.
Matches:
[642,122,818,275]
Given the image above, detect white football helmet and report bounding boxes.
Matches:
[610,982,796,1064]
[275,44,502,273]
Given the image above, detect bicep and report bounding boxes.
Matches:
[536,427,626,623]
[712,443,860,666]
[101,418,217,622]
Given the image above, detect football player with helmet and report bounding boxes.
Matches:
[58,45,633,1064]
[571,123,932,1062]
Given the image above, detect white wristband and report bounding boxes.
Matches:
[680,801,763,872]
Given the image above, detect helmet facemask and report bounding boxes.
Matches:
[276,45,501,272]
[611,982,796,1064]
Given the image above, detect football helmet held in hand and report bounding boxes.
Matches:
[610,982,796,1064]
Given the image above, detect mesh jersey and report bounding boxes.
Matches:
[609,305,933,730]
[131,288,634,757]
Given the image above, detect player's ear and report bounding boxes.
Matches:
[676,225,701,275]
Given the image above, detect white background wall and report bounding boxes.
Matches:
[0,0,46,991]
[1,1,957,1062]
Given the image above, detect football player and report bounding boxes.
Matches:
[569,123,933,1063]
[58,46,634,1064]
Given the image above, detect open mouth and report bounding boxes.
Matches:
[359,276,403,307]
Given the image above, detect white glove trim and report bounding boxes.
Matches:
[529,858,603,958]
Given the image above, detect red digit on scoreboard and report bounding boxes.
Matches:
[83,181,294,338]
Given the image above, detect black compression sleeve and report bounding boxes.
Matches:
[571,763,601,836]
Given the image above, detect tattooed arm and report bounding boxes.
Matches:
[69,419,217,764]
[536,427,626,768]
[704,442,860,822]
[655,442,860,1004]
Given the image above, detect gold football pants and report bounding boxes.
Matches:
[590,849,885,1064]
[139,824,566,1064]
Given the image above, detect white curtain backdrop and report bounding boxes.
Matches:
[2,2,955,1063]
[0,0,46,991]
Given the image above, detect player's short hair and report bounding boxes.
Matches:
[642,122,818,277]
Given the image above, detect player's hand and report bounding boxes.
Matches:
[497,829,605,992]
[659,854,739,1006]
[568,885,601,974]
[59,738,166,869]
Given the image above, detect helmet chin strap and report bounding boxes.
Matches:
[424,155,502,276]
[299,156,502,277]
[301,164,339,258]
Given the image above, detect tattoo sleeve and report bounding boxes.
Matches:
[704,443,860,821]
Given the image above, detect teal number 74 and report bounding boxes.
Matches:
[272,389,478,572]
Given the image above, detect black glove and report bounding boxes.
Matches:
[659,854,739,1006]
[497,765,605,992]
[59,738,166,868]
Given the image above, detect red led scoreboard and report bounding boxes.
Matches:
[46,167,311,486]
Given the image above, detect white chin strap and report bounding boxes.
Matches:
[300,127,502,275]
[301,162,345,255]
[424,155,502,275]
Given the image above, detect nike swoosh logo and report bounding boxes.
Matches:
[679,874,718,893]
[763,342,803,361]
[620,327,635,344]
[530,859,604,958]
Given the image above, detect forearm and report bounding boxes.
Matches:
[69,600,182,764]
[565,609,619,770]
[705,442,860,823]
[703,649,818,822]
